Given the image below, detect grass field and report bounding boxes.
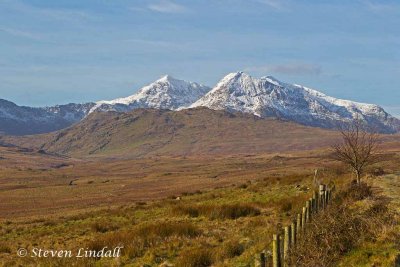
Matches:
[0,170,339,266]
[0,145,337,219]
[1,142,399,266]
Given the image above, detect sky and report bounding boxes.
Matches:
[0,0,399,116]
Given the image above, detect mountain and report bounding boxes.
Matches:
[1,72,399,136]
[191,72,400,133]
[89,75,210,113]
[2,108,340,158]
[0,75,209,136]
[0,99,95,135]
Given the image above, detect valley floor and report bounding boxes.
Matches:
[0,145,399,266]
[0,146,328,219]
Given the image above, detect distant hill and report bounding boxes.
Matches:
[0,99,94,135]
[2,108,343,158]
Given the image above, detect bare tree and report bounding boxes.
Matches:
[331,119,380,184]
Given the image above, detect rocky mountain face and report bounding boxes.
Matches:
[191,72,400,133]
[0,99,95,135]
[1,72,399,135]
[89,75,211,113]
[0,76,210,135]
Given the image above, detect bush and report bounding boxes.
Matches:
[280,201,293,213]
[87,221,200,258]
[136,221,200,239]
[372,167,385,176]
[0,243,11,254]
[238,183,248,189]
[216,240,244,259]
[173,203,260,220]
[90,220,119,233]
[337,182,373,202]
[175,248,214,267]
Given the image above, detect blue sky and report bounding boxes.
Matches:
[0,0,399,116]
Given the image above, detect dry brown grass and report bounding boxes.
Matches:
[90,220,119,233]
[172,203,261,220]
[289,183,394,267]
[215,239,245,260]
[0,145,330,219]
[0,140,399,266]
[87,221,200,259]
[0,243,11,254]
[175,247,215,267]
[174,239,245,266]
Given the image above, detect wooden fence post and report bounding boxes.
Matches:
[313,191,318,213]
[309,198,313,219]
[255,251,268,267]
[260,251,266,267]
[327,189,331,202]
[302,207,307,230]
[291,221,296,246]
[256,185,336,265]
[272,234,281,267]
[319,184,326,209]
[283,226,290,266]
[296,213,301,238]
[324,190,328,206]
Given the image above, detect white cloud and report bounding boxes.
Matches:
[147,0,188,13]
[363,1,400,13]
[0,27,42,40]
[256,0,285,10]
[2,1,96,23]
[245,63,322,76]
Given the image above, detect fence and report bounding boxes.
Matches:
[255,184,333,267]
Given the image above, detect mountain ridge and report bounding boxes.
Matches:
[0,100,95,135]
[191,72,400,133]
[89,75,211,113]
[1,72,399,135]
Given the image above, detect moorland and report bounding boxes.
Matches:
[0,108,399,266]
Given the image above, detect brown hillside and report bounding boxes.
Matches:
[2,108,343,158]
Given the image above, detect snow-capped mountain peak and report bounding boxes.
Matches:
[1,72,399,135]
[191,72,400,133]
[90,75,211,113]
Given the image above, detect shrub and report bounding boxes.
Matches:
[136,221,200,239]
[238,183,248,189]
[215,239,244,259]
[90,220,119,233]
[174,205,200,217]
[175,248,214,267]
[280,201,293,213]
[173,203,260,220]
[0,243,11,254]
[372,167,385,176]
[87,221,200,258]
[337,182,373,202]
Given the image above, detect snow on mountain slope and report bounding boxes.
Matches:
[190,72,400,133]
[0,75,209,135]
[90,75,211,113]
[1,72,399,136]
